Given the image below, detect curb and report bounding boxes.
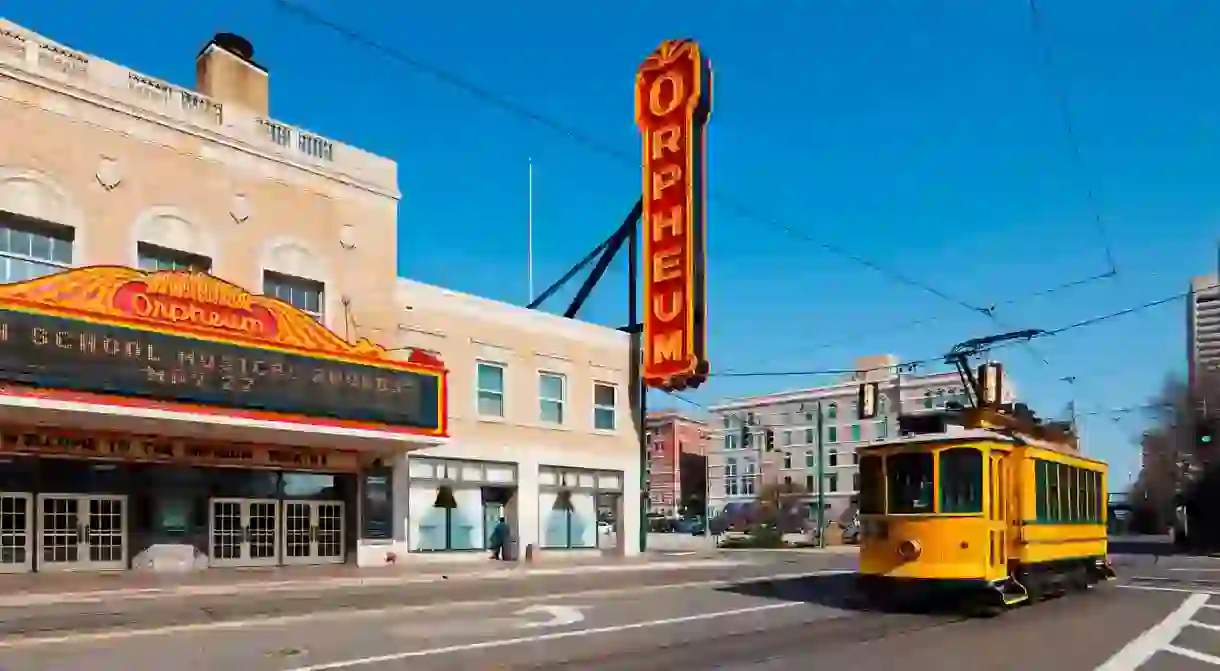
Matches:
[0,558,749,608]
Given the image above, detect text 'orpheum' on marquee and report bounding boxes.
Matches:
[635,39,712,389]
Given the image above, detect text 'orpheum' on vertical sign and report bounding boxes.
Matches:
[635,39,712,391]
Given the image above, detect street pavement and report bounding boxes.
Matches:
[7,546,1220,670]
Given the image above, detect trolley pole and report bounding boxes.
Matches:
[816,401,826,549]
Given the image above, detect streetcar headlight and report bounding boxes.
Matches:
[897,539,922,562]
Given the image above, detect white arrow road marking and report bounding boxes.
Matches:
[514,604,586,629]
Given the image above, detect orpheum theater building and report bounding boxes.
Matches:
[0,20,640,573]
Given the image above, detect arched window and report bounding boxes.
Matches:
[826,402,838,419]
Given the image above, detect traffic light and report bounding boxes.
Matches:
[857,383,878,419]
[764,428,775,452]
[1197,421,1214,447]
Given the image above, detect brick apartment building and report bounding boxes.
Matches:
[645,411,710,517]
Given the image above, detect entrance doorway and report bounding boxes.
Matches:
[0,492,31,573]
[37,494,127,571]
[281,500,344,565]
[209,498,279,568]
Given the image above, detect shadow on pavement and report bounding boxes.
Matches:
[1109,537,1177,558]
[715,573,966,615]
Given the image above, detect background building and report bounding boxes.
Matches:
[1189,274,1220,384]
[705,354,1017,527]
[644,411,709,517]
[0,18,641,574]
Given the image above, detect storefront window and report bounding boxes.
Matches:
[538,467,621,550]
[406,457,519,552]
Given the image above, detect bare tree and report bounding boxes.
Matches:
[1132,372,1220,533]
[754,480,809,534]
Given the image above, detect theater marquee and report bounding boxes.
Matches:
[635,39,711,390]
[0,267,448,435]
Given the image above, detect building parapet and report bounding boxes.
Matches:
[395,278,629,352]
[0,20,398,198]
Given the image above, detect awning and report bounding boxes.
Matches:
[0,386,446,452]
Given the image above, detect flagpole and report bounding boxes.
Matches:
[528,158,535,302]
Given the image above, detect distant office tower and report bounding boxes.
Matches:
[1189,275,1220,385]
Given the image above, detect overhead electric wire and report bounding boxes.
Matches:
[273,0,1025,318]
[1026,0,1119,277]
[701,282,1208,381]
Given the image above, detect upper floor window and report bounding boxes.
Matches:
[264,271,323,322]
[783,452,792,469]
[878,393,888,413]
[0,213,72,283]
[782,430,792,446]
[804,428,814,444]
[137,242,211,273]
[539,372,566,424]
[850,424,862,442]
[723,434,738,451]
[593,383,617,431]
[923,391,934,409]
[476,362,505,418]
[826,402,838,419]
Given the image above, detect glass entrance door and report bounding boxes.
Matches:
[0,492,31,573]
[37,494,127,572]
[209,498,280,567]
[281,501,345,565]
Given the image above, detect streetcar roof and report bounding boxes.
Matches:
[860,427,1106,466]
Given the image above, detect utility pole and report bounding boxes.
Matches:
[816,400,826,549]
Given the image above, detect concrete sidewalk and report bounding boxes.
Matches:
[0,556,748,608]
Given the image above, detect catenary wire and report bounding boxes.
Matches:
[1026,0,1119,276]
[708,281,1214,380]
[271,0,1113,319]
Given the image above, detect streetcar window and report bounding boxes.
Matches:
[1057,463,1071,522]
[1088,470,1098,524]
[859,455,884,514]
[1047,463,1062,521]
[1035,460,1050,522]
[1098,473,1107,527]
[939,448,983,514]
[887,452,934,514]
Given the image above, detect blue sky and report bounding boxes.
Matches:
[13,0,1220,486]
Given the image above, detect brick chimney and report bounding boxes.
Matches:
[195,32,268,116]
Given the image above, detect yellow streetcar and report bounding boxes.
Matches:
[855,335,1116,613]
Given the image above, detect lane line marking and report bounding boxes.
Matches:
[1187,621,1220,632]
[0,569,852,649]
[1165,644,1220,665]
[284,602,808,671]
[1094,593,1211,671]
[1119,585,1220,595]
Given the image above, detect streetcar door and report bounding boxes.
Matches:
[988,453,1007,574]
